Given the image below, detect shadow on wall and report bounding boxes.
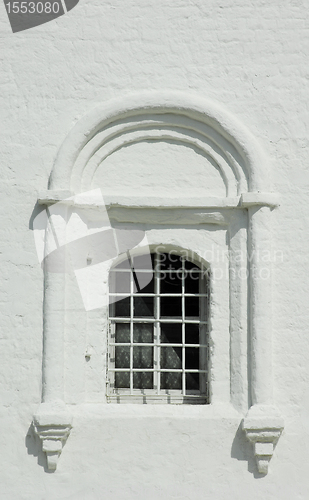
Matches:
[29,202,46,231]
[231,422,265,479]
[25,418,266,477]
[25,423,53,474]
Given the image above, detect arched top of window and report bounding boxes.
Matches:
[107,251,210,404]
[48,91,269,194]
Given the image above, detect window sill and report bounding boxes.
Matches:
[67,402,241,420]
[107,395,208,405]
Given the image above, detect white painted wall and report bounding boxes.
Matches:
[1,0,309,498]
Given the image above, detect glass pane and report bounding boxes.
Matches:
[134,273,154,294]
[133,323,153,343]
[114,259,131,270]
[161,372,182,390]
[133,346,153,368]
[134,296,154,317]
[185,297,199,317]
[115,346,130,368]
[133,372,153,389]
[161,323,182,344]
[186,372,199,391]
[115,323,130,343]
[160,253,183,270]
[115,371,130,388]
[185,324,199,344]
[161,345,182,392]
[161,347,182,369]
[110,271,130,294]
[133,253,155,270]
[115,296,130,317]
[185,347,199,369]
[185,260,199,270]
[160,272,182,294]
[131,254,154,294]
[160,296,182,317]
[185,272,200,294]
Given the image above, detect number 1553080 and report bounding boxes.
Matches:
[5,1,61,14]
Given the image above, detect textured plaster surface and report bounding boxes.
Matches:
[1,0,309,498]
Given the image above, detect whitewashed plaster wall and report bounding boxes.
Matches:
[0,0,309,498]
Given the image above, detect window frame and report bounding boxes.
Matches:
[107,251,210,404]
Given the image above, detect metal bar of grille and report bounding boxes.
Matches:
[130,261,133,394]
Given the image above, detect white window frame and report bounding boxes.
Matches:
[107,251,210,404]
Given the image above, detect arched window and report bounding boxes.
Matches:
[107,251,209,404]
[34,93,283,473]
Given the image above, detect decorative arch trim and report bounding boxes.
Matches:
[49,91,270,193]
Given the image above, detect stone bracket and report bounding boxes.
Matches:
[33,402,72,471]
[243,405,284,474]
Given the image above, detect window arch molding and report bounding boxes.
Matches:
[110,243,211,275]
[34,91,283,474]
[48,90,269,193]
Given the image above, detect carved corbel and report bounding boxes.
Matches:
[33,402,72,471]
[243,405,284,474]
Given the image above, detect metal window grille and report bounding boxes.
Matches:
[107,252,210,404]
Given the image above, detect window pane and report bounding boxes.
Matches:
[134,296,154,317]
[160,323,182,344]
[133,346,153,369]
[160,253,183,270]
[185,347,199,370]
[186,372,199,391]
[115,371,130,388]
[135,273,154,294]
[185,324,199,344]
[133,372,153,389]
[185,260,198,270]
[185,297,199,317]
[115,296,130,317]
[161,296,182,317]
[161,347,182,369]
[161,372,182,390]
[160,272,182,294]
[110,271,131,294]
[133,254,155,269]
[133,323,153,343]
[114,259,131,270]
[185,271,200,294]
[115,346,130,368]
[115,323,130,343]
